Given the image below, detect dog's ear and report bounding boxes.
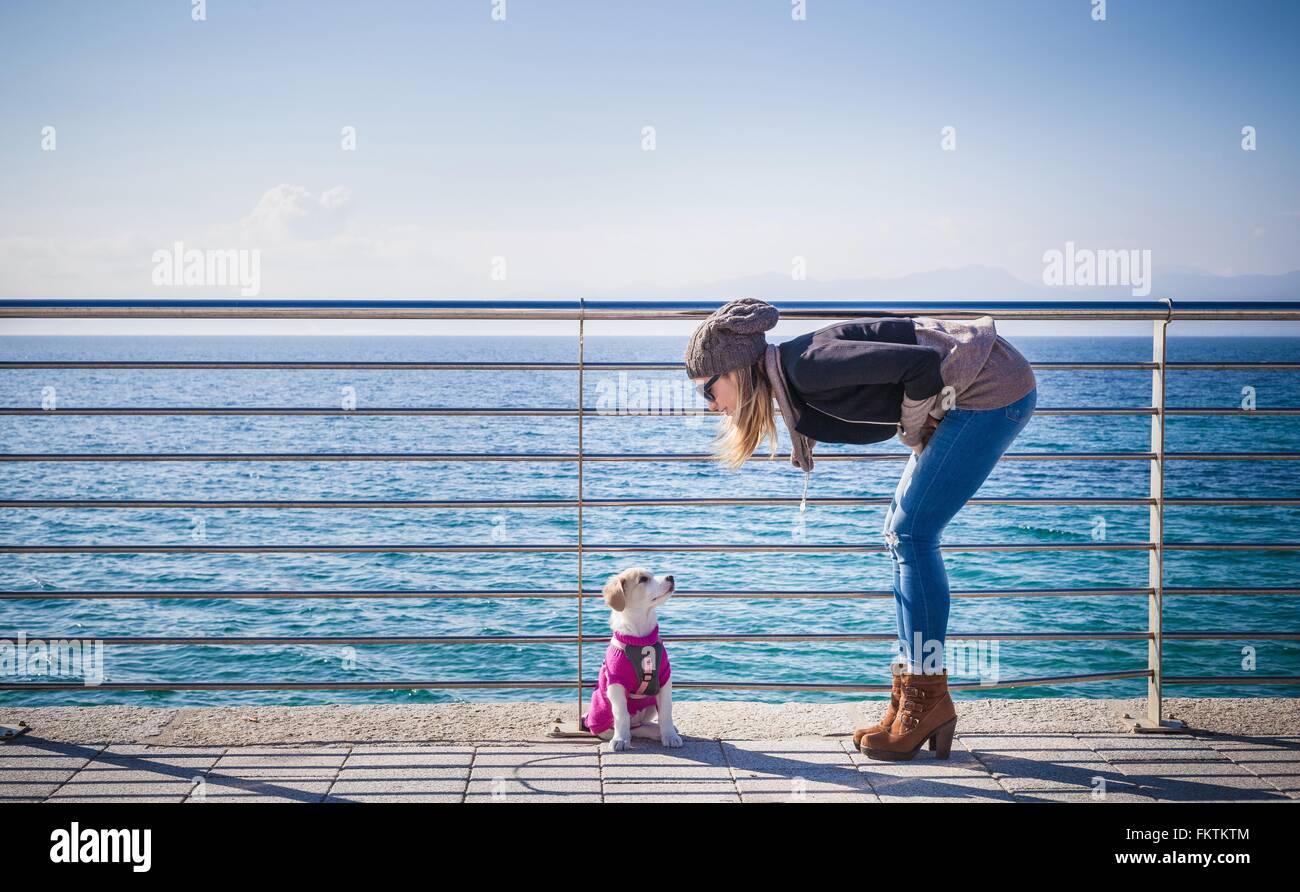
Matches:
[602,574,626,612]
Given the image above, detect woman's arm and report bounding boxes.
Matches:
[908,414,941,455]
[788,339,944,399]
[898,392,941,446]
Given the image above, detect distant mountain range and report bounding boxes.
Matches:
[523,265,1300,336]
[566,265,1300,302]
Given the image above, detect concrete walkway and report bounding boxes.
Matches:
[4,699,1299,803]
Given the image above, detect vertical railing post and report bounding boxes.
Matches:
[552,300,591,737]
[576,300,586,721]
[1127,297,1187,732]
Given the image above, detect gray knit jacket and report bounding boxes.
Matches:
[898,315,1037,447]
[767,315,1036,476]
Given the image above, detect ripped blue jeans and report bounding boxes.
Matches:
[882,386,1037,674]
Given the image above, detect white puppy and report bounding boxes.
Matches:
[582,567,683,752]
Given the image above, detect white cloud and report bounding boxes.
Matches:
[224,183,354,246]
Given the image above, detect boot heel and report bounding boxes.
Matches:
[928,717,957,759]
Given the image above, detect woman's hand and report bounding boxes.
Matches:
[911,415,940,455]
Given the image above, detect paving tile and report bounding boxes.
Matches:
[603,781,739,802]
[738,791,881,803]
[336,745,474,788]
[0,741,106,766]
[855,774,1014,803]
[721,738,876,800]
[464,793,603,803]
[344,744,475,765]
[187,780,337,803]
[471,744,596,753]
[468,748,601,802]
[1073,734,1228,756]
[68,745,223,776]
[599,739,731,781]
[99,744,227,759]
[464,777,602,802]
[329,746,471,801]
[957,734,1151,800]
[1100,772,1290,801]
[1073,735,1291,800]
[736,775,880,802]
[1005,789,1158,803]
[722,738,860,773]
[472,747,598,769]
[1198,737,1300,797]
[4,743,188,803]
[192,745,351,802]
[326,788,466,803]
[470,759,600,806]
[208,745,351,768]
[840,737,1015,802]
[0,740,105,801]
[46,788,194,803]
[4,784,67,802]
[1202,738,1300,760]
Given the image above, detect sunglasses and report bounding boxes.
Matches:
[695,373,721,403]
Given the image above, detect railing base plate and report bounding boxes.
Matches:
[1123,713,1190,733]
[1,722,31,741]
[547,720,597,739]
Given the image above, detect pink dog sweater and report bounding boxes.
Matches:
[581,625,671,736]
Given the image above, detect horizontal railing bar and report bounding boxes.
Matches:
[0,407,675,418]
[1162,632,1300,640]
[11,632,1298,647]
[1164,498,1300,506]
[1,361,635,371]
[2,586,1294,601]
[1163,677,1300,685]
[1159,455,1300,460]
[0,542,1171,554]
[4,542,1299,553]
[2,406,1297,417]
[3,675,1283,690]
[0,586,1163,600]
[0,681,579,691]
[3,297,1299,321]
[1165,587,1300,596]
[1166,362,1300,370]
[4,542,1298,554]
[0,669,1156,693]
[2,451,1296,462]
[2,360,1296,372]
[3,497,1299,509]
[5,631,1166,645]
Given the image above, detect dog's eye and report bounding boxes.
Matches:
[640,575,648,583]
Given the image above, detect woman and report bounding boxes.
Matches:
[684,297,1037,760]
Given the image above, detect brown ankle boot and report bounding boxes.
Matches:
[860,668,958,761]
[851,660,905,747]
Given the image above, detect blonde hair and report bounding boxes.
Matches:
[710,359,780,470]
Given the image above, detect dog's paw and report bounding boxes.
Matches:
[660,729,683,748]
[607,736,633,752]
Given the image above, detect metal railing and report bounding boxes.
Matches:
[2,297,1299,733]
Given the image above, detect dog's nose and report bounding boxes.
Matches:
[665,575,674,583]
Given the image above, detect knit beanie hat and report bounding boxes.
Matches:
[684,298,780,379]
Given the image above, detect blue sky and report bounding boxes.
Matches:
[0,0,1297,336]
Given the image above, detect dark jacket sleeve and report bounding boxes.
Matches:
[788,338,945,400]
